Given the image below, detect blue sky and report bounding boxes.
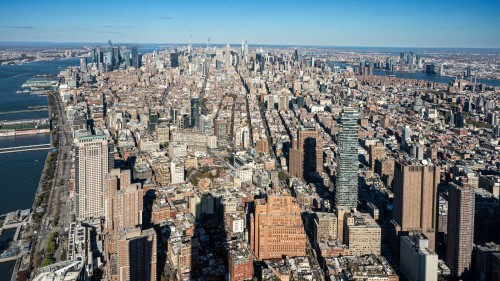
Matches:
[0,0,499,48]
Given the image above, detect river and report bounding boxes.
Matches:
[330,61,500,87]
[0,58,79,280]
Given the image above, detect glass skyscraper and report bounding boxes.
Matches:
[335,107,359,209]
[191,98,200,128]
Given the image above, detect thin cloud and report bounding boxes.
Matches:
[102,25,134,28]
[160,16,174,20]
[2,25,35,29]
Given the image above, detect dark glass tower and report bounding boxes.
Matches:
[131,46,139,68]
[191,98,200,129]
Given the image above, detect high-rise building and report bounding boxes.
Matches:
[106,40,113,71]
[447,180,475,278]
[289,127,323,181]
[391,158,439,258]
[190,98,200,129]
[170,52,179,68]
[214,118,228,147]
[335,108,359,210]
[131,46,139,69]
[75,135,108,220]
[112,46,120,68]
[118,227,157,281]
[250,194,307,260]
[104,169,143,232]
[400,233,438,281]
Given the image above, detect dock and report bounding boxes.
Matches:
[0,144,51,154]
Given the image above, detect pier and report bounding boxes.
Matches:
[0,144,51,154]
[0,108,48,115]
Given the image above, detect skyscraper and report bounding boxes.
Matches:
[112,45,120,68]
[250,194,307,260]
[170,52,179,68]
[391,158,440,258]
[335,107,359,210]
[131,46,139,69]
[75,135,108,220]
[106,40,113,71]
[105,169,143,232]
[190,98,200,129]
[118,227,157,281]
[447,180,475,278]
[289,127,323,181]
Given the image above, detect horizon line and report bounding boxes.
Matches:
[1,40,500,50]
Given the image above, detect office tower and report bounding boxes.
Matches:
[447,181,475,278]
[79,57,87,72]
[112,46,120,68]
[369,141,386,172]
[148,110,158,134]
[250,194,307,260]
[392,159,439,256]
[131,46,139,68]
[75,135,108,220]
[93,47,100,66]
[335,108,359,210]
[314,212,338,244]
[118,227,157,281]
[289,127,323,180]
[170,52,179,68]
[454,112,465,128]
[344,212,381,256]
[400,234,438,281]
[190,98,200,129]
[106,40,113,71]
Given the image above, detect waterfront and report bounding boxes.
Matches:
[330,61,500,87]
[0,58,77,279]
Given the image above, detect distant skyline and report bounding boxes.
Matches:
[1,0,499,48]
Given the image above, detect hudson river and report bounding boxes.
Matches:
[0,58,78,280]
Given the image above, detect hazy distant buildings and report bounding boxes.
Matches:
[75,135,108,220]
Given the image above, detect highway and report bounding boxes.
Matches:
[34,91,73,267]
